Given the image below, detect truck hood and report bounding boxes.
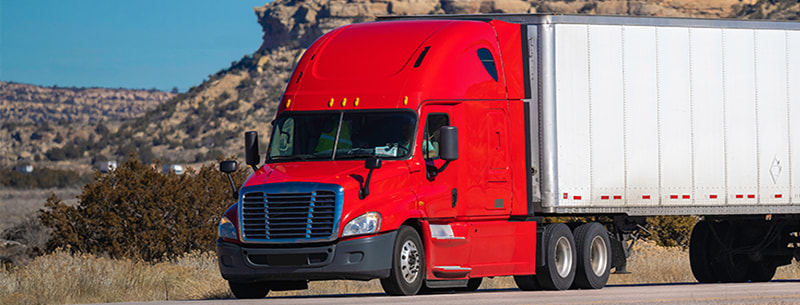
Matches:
[243,160,411,191]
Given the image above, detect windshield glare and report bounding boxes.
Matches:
[268,111,416,162]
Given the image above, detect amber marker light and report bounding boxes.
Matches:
[328,98,335,107]
[285,99,292,108]
[403,96,408,106]
[354,97,360,107]
[341,98,347,107]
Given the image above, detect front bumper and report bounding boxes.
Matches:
[217,231,396,283]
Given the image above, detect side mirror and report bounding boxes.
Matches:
[220,160,237,173]
[439,126,458,161]
[365,157,382,170]
[245,131,260,169]
[360,157,382,199]
[219,160,239,199]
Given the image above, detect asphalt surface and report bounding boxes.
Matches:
[94,281,800,305]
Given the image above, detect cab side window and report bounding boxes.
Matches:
[477,48,498,81]
[423,114,449,159]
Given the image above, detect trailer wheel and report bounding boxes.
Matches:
[381,225,425,296]
[689,220,717,283]
[228,281,269,299]
[748,260,777,282]
[572,223,611,289]
[713,221,749,283]
[536,223,576,290]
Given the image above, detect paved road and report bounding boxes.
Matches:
[98,281,800,305]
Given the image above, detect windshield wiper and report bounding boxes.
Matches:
[335,148,375,160]
[336,153,375,160]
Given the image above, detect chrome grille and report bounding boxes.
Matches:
[241,190,337,240]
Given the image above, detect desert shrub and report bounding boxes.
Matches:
[39,154,248,261]
[646,215,698,248]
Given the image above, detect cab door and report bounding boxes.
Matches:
[416,105,458,220]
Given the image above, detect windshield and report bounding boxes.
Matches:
[268,111,417,162]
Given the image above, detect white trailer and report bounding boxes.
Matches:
[502,14,800,283]
[378,13,800,285]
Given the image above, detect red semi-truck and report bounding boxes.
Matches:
[217,14,800,298]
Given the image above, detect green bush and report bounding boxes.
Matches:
[39,154,248,261]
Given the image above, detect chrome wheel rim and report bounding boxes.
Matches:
[555,236,573,278]
[590,235,608,277]
[400,240,420,283]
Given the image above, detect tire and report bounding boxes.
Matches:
[748,260,777,282]
[229,281,269,299]
[381,225,425,296]
[713,221,749,283]
[572,223,611,289]
[689,220,717,283]
[536,223,577,290]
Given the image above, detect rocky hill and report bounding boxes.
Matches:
[4,0,800,177]
[0,82,175,124]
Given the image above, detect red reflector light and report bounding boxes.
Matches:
[614,195,622,200]
[709,194,718,199]
[601,195,610,200]
[748,194,756,199]
[642,195,651,199]
[670,195,678,199]
[574,196,582,200]
[775,194,783,198]
[736,194,744,199]
[682,195,690,199]
[563,193,568,199]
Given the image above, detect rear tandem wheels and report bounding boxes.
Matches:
[689,216,800,283]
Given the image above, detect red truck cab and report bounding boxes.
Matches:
[216,19,543,298]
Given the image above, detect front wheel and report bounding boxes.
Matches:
[381,225,425,296]
[228,281,269,299]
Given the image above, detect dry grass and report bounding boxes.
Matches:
[608,239,695,284]
[2,240,799,304]
[0,250,230,305]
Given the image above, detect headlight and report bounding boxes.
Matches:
[342,212,381,237]
[218,216,237,240]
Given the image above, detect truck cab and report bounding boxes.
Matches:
[216,19,542,297]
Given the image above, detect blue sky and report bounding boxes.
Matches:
[1,0,269,92]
